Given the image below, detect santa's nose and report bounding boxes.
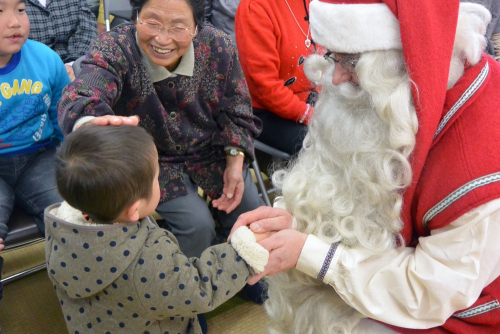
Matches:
[331,64,352,85]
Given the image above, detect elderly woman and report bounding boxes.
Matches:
[57,0,263,259]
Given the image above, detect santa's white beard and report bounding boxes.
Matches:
[265,55,416,333]
[277,78,408,250]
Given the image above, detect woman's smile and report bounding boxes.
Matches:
[151,44,173,56]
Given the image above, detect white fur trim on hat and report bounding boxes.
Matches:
[310,1,402,53]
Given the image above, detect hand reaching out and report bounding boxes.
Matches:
[247,229,307,285]
[74,115,140,130]
[228,206,294,241]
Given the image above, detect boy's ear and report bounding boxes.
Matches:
[119,200,141,222]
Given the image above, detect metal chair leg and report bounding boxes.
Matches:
[103,0,111,32]
[251,160,271,207]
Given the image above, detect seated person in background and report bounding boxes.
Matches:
[96,0,114,35]
[205,0,241,45]
[235,0,319,156]
[47,125,269,334]
[462,0,500,60]
[58,0,264,261]
[25,0,97,81]
[0,0,70,242]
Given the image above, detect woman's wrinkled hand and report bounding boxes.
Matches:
[212,155,244,214]
[90,115,140,127]
[75,115,140,130]
[247,229,308,285]
[228,206,293,241]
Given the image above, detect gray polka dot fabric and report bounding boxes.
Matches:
[44,203,251,334]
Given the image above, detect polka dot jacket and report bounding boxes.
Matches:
[44,203,251,334]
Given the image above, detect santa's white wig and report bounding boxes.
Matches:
[263,3,491,333]
[448,3,492,88]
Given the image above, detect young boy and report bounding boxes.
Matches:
[45,125,268,334]
[0,0,70,241]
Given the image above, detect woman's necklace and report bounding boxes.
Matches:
[284,0,311,48]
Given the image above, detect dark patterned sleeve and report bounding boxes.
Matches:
[57,31,131,135]
[211,35,262,161]
[134,232,251,316]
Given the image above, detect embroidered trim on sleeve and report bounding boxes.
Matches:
[434,62,489,139]
[453,300,500,318]
[317,242,340,282]
[422,172,500,227]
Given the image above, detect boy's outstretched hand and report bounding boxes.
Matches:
[253,231,274,242]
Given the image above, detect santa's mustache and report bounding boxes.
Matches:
[304,54,365,101]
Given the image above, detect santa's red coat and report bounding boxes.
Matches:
[392,55,500,333]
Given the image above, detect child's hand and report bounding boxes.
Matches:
[0,238,4,252]
[65,65,76,81]
[253,231,274,242]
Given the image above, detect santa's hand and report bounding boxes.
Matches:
[247,229,307,285]
[228,207,293,241]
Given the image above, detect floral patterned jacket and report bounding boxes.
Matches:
[58,24,262,203]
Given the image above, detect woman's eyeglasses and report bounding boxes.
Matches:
[137,14,198,41]
[324,51,360,75]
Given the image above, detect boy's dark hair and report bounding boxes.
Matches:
[129,0,205,29]
[55,125,158,223]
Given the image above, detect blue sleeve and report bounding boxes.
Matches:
[50,56,71,142]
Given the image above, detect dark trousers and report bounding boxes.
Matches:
[0,256,3,302]
[0,146,62,240]
[155,170,264,258]
[253,108,307,156]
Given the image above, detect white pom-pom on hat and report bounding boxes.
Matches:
[303,54,330,84]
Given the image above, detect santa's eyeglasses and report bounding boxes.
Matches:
[324,51,360,75]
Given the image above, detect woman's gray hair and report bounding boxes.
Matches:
[129,0,206,28]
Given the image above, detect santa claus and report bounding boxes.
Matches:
[230,0,500,333]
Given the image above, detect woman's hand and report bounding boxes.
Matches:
[75,115,140,129]
[247,229,308,285]
[228,206,294,241]
[212,155,245,214]
[65,65,76,81]
[89,115,140,127]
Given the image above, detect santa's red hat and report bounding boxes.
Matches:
[309,0,461,242]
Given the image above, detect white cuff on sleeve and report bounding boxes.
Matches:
[73,116,96,131]
[296,234,344,282]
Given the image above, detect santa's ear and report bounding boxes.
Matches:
[304,54,330,84]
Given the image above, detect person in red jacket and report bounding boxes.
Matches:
[235,0,319,155]
[230,0,500,333]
